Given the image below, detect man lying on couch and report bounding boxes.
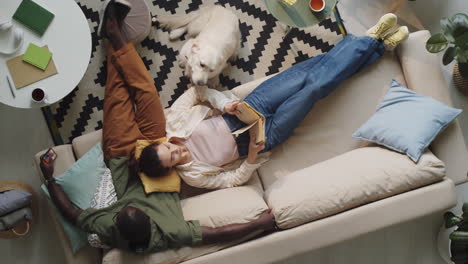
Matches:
[40,0,276,254]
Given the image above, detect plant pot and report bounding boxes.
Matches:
[453,63,468,96]
[438,224,456,264]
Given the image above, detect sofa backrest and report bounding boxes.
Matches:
[72,130,102,159]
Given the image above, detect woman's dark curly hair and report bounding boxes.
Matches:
[130,143,170,178]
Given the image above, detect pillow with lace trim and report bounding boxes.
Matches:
[87,168,117,248]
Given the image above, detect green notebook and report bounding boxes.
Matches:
[13,0,55,36]
[22,43,53,71]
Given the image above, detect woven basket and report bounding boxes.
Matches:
[454,63,468,96]
[0,181,38,239]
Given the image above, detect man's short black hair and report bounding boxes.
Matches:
[116,206,151,248]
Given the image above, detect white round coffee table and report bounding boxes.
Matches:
[0,0,91,109]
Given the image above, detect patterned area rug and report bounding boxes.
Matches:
[42,0,347,145]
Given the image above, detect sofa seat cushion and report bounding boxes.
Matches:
[265,146,445,229]
[257,53,406,189]
[102,175,268,264]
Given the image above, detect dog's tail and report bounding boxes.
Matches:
[157,8,204,30]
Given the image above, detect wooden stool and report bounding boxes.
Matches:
[0,180,38,239]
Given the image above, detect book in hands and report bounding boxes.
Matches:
[234,102,266,144]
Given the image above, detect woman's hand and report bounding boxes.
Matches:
[224,101,241,115]
[247,134,265,164]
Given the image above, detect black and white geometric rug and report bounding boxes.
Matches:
[43,0,347,145]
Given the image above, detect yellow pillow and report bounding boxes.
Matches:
[134,138,181,193]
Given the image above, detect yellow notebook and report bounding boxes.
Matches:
[234,102,266,144]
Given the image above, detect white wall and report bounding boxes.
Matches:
[409,0,468,34]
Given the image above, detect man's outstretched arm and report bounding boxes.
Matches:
[201,210,276,244]
[40,158,83,225]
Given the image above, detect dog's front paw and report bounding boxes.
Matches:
[169,27,187,40]
[178,56,187,68]
[228,53,238,63]
[207,76,220,88]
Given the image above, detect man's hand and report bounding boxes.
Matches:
[224,101,241,115]
[40,154,55,180]
[40,153,83,224]
[247,134,265,164]
[255,209,277,232]
[201,209,277,244]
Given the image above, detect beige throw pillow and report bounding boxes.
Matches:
[265,146,446,229]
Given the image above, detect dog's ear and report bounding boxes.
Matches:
[191,40,200,53]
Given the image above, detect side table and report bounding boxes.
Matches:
[264,0,337,28]
[0,0,91,109]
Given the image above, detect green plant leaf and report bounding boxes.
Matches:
[457,47,468,63]
[455,31,468,50]
[441,14,468,43]
[448,217,464,228]
[444,47,456,65]
[452,13,468,31]
[450,231,468,244]
[446,211,457,219]
[426,33,449,53]
[445,212,463,228]
[459,62,468,78]
[453,26,468,40]
[441,17,456,42]
[463,203,468,214]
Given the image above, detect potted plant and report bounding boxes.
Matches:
[440,203,468,264]
[426,13,468,95]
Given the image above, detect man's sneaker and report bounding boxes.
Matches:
[98,0,132,37]
[366,13,397,40]
[384,26,409,50]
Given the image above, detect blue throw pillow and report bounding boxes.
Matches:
[352,80,462,162]
[41,143,106,253]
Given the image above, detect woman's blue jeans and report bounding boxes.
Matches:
[223,35,385,156]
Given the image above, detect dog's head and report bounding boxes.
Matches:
[179,39,226,86]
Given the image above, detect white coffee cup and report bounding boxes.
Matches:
[309,0,325,12]
[31,88,47,103]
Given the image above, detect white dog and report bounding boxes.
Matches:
[157,5,241,87]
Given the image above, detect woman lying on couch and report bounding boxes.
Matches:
[41,0,276,254]
[138,14,410,189]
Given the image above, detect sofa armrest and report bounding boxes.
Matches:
[397,30,468,184]
[34,144,76,179]
[72,130,103,159]
[34,145,102,263]
[265,146,446,229]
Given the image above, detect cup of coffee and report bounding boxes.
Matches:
[31,88,47,103]
[309,0,325,12]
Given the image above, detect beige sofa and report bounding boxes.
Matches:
[35,31,468,264]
